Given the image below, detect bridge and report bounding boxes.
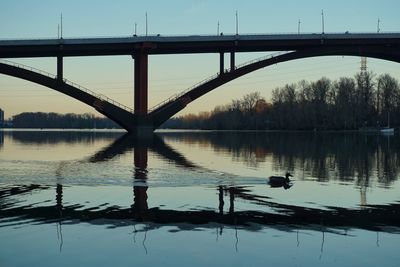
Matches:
[1,33,400,135]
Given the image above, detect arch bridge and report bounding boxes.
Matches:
[1,33,400,135]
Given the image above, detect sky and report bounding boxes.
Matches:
[1,0,400,119]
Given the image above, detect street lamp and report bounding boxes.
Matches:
[377,18,381,33]
[321,10,325,34]
[235,11,239,35]
[298,19,301,34]
[145,12,148,36]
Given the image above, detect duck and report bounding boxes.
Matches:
[268,172,293,189]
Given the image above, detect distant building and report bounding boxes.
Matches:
[0,108,4,127]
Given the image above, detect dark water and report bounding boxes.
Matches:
[0,130,399,267]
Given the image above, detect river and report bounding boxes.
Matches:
[0,130,399,267]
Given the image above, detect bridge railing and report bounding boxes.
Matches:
[0,59,134,113]
[62,79,134,113]
[148,51,291,113]
[0,59,57,79]
[148,72,221,113]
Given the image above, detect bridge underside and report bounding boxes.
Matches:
[1,44,400,135]
[149,46,400,128]
[0,62,139,133]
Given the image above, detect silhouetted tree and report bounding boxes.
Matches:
[161,73,400,130]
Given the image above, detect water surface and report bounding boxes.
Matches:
[1,130,399,267]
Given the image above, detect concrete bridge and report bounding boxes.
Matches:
[1,33,400,135]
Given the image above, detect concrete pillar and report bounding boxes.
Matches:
[134,51,148,115]
[219,52,224,75]
[230,52,235,71]
[57,56,63,81]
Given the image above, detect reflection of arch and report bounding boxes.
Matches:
[151,46,400,128]
[0,62,136,131]
[88,133,198,168]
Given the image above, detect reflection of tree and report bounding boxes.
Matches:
[0,130,3,149]
[5,131,123,145]
[160,131,400,186]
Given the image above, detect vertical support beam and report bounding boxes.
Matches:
[230,52,235,71]
[134,51,148,115]
[57,56,63,81]
[219,52,224,75]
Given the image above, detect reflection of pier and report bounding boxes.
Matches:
[88,133,200,220]
[133,145,149,220]
[87,133,201,221]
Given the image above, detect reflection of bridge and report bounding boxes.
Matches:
[1,33,400,135]
[1,133,400,234]
[0,134,400,237]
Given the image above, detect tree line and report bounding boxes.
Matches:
[162,72,400,130]
[11,112,119,129]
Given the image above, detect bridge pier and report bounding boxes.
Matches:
[219,52,235,74]
[134,115,154,138]
[219,52,224,74]
[133,50,154,136]
[230,52,235,71]
[134,51,148,115]
[57,56,63,81]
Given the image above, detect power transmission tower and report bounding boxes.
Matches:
[360,57,367,74]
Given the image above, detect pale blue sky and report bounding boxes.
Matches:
[1,0,400,118]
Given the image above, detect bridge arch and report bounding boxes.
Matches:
[0,61,136,131]
[150,46,400,128]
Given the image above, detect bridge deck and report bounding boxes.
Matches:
[1,33,400,57]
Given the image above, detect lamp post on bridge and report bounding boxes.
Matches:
[145,12,148,36]
[235,11,239,35]
[60,13,63,39]
[321,10,325,34]
[298,19,301,34]
[377,19,381,33]
[134,22,137,36]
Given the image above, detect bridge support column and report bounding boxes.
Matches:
[219,52,224,75]
[230,52,235,71]
[57,56,63,81]
[134,51,148,115]
[134,51,154,136]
